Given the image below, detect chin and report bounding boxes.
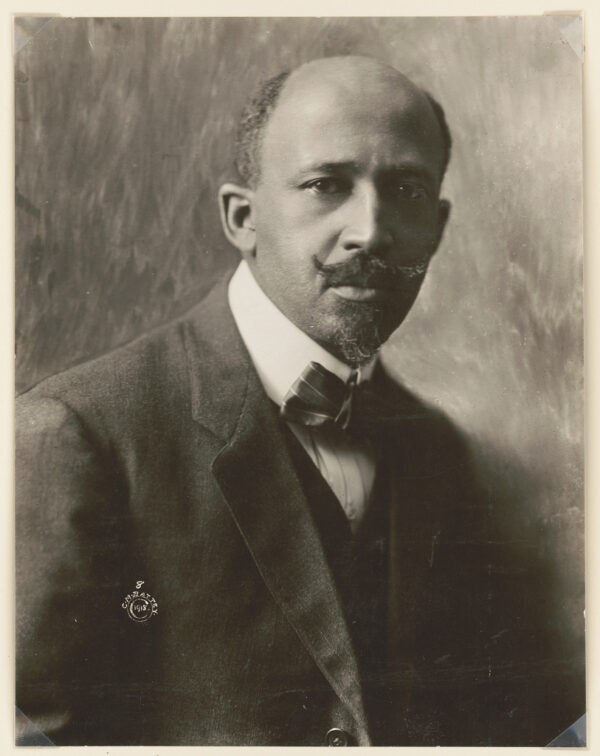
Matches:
[321,300,410,367]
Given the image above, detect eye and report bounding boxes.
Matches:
[303,177,350,195]
[395,183,429,201]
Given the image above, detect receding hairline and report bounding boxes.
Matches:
[280,55,421,101]
[234,56,452,187]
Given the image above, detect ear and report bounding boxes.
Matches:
[433,198,451,250]
[438,198,451,232]
[218,183,256,258]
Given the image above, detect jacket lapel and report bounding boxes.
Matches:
[182,279,370,742]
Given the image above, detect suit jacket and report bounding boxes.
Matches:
[16,279,584,746]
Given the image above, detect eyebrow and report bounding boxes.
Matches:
[292,161,360,181]
[292,161,435,183]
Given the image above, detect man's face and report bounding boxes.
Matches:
[247,60,449,364]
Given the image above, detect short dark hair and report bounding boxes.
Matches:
[234,69,452,187]
[234,70,291,188]
[424,90,452,177]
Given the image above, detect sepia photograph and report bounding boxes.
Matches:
[14,15,585,747]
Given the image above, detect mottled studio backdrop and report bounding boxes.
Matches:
[15,17,584,642]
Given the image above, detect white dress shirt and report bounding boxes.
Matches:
[228,261,377,532]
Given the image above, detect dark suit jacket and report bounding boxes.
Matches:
[16,279,584,746]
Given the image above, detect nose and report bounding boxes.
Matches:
[339,184,394,255]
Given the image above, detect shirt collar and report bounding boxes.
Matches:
[228,260,376,406]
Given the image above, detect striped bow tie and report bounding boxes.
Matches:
[280,361,360,429]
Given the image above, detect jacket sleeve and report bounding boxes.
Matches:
[16,393,129,745]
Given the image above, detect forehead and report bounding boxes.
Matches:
[260,72,444,182]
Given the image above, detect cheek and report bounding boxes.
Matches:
[255,210,332,271]
[391,210,442,254]
[255,200,302,256]
[253,220,316,297]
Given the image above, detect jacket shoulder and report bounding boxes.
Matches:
[377,362,473,461]
[20,312,188,403]
[17,278,235,421]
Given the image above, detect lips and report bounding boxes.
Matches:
[330,285,395,302]
[329,274,399,290]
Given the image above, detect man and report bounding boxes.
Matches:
[16,55,584,746]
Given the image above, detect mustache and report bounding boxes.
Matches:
[312,253,429,289]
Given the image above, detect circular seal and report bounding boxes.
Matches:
[122,587,158,623]
[127,596,154,623]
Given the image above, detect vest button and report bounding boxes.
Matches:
[326,728,350,746]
